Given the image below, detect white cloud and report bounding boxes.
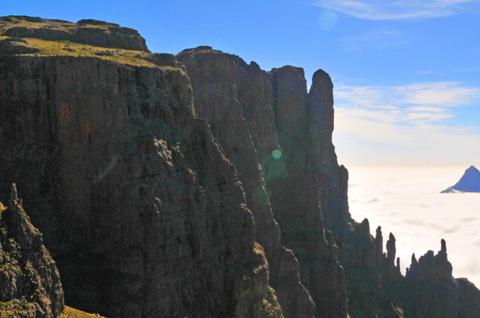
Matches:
[340,29,412,51]
[395,83,480,107]
[335,82,480,123]
[314,0,479,20]
[333,81,480,165]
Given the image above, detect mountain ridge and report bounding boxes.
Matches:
[0,16,479,318]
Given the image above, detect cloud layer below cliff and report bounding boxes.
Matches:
[348,165,480,287]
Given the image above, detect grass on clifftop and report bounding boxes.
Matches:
[0,16,111,35]
[0,16,180,69]
[60,306,105,318]
[23,38,158,68]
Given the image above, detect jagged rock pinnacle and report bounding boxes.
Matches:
[10,182,19,204]
[440,239,447,255]
[0,182,64,316]
[386,233,396,265]
[375,226,383,256]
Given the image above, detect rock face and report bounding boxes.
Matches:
[442,165,480,193]
[0,16,480,318]
[0,57,285,318]
[0,184,64,318]
[0,24,283,316]
[178,48,346,318]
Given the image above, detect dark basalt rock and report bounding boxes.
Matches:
[0,184,64,318]
[77,19,120,27]
[150,53,178,67]
[0,53,282,318]
[0,37,40,55]
[177,47,317,318]
[375,226,383,256]
[178,47,346,318]
[386,233,396,265]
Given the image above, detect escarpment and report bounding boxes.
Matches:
[0,17,283,318]
[0,184,64,318]
[1,16,479,318]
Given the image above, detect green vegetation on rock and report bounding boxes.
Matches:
[0,15,181,69]
[23,38,157,67]
[60,306,105,318]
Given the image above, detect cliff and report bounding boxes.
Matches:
[177,48,347,318]
[0,16,284,318]
[0,16,479,318]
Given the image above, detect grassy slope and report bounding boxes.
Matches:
[59,306,105,318]
[24,37,158,68]
[0,16,177,69]
[1,302,105,318]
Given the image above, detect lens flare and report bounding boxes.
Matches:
[272,149,283,160]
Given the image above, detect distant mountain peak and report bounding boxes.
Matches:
[442,165,480,193]
[466,165,480,173]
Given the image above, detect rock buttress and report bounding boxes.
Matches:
[178,47,346,318]
[0,184,64,318]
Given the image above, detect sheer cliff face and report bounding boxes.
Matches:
[1,16,480,318]
[178,48,347,318]
[0,185,64,318]
[176,50,319,318]
[0,17,284,318]
[0,55,285,318]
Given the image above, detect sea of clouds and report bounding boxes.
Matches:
[348,165,480,287]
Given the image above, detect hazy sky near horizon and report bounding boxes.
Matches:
[2,0,479,165]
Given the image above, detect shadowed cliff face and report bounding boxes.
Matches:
[1,16,480,318]
[0,55,285,318]
[0,184,64,318]
[177,47,480,318]
[178,48,347,318]
[0,17,285,317]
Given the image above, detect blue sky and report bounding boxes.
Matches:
[2,0,480,165]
